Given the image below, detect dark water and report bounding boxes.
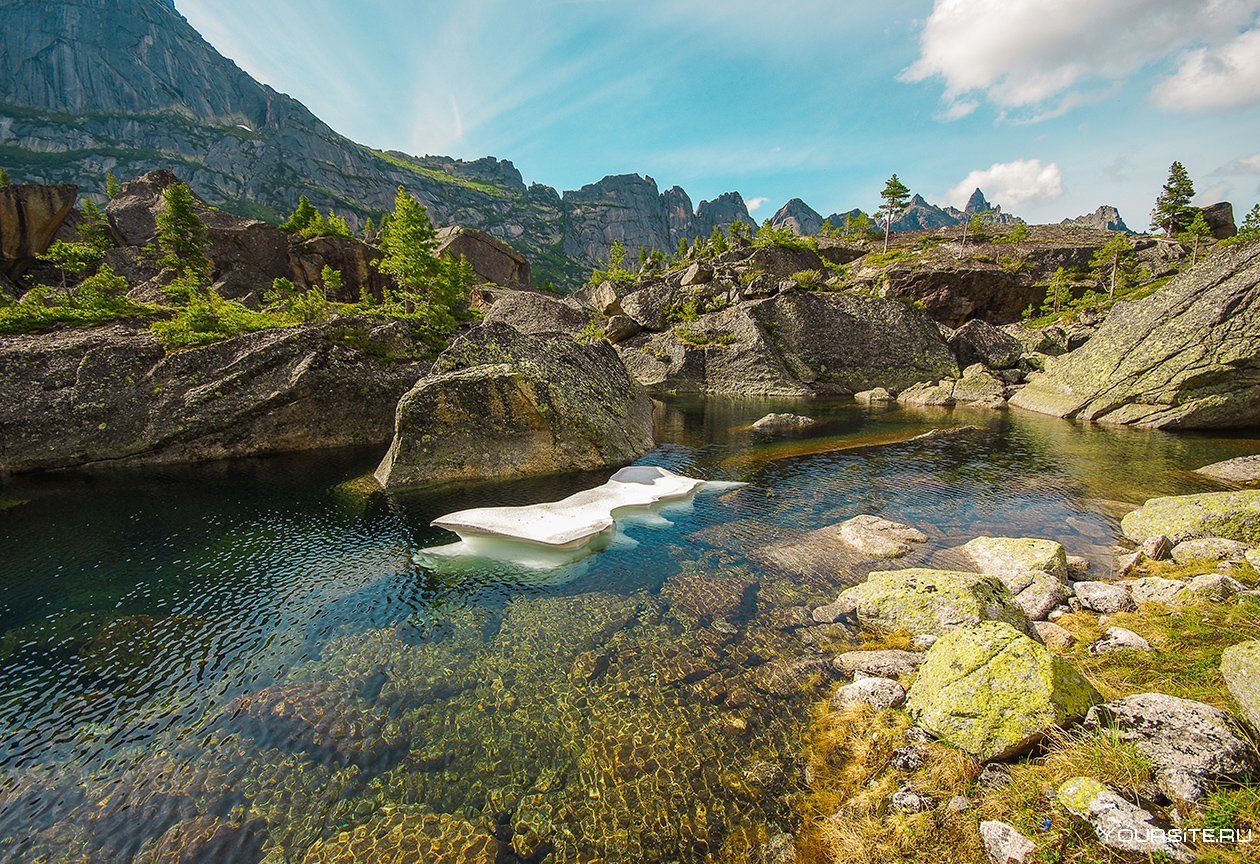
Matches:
[0,399,1254,863]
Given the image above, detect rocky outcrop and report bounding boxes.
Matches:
[1060,206,1128,232]
[435,226,531,290]
[831,568,1032,637]
[769,198,824,236]
[374,322,655,488]
[0,316,430,473]
[619,291,958,397]
[874,264,1037,327]
[1120,490,1260,545]
[1195,455,1260,485]
[289,235,388,301]
[947,319,1024,369]
[906,622,1102,760]
[1201,202,1237,239]
[479,290,591,335]
[0,183,78,278]
[1010,243,1260,428]
[1221,640,1260,729]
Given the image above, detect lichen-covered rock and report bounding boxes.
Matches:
[836,568,1033,637]
[1182,572,1247,601]
[1032,621,1076,652]
[1089,627,1153,654]
[1072,581,1135,613]
[1222,640,1260,730]
[1170,536,1250,565]
[375,322,654,487]
[836,515,928,559]
[1084,692,1259,801]
[1010,243,1260,429]
[950,366,1008,406]
[905,622,1101,760]
[979,820,1036,864]
[1055,777,1192,862]
[963,537,1069,586]
[1196,454,1260,486]
[833,676,905,711]
[479,289,590,335]
[302,808,502,864]
[947,319,1024,369]
[1120,491,1260,544]
[1013,572,1071,621]
[1127,576,1188,605]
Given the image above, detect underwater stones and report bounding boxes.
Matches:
[220,682,407,769]
[1088,627,1153,655]
[832,649,924,679]
[747,655,833,696]
[1196,454,1260,485]
[1221,640,1260,729]
[833,676,906,711]
[979,820,1037,864]
[963,536,1069,584]
[132,815,266,864]
[301,808,501,864]
[1071,581,1135,613]
[375,322,655,487]
[836,515,928,559]
[834,568,1033,637]
[661,570,757,622]
[752,412,816,432]
[1084,693,1259,802]
[1120,490,1260,545]
[1055,777,1192,862]
[905,621,1102,760]
[758,832,797,864]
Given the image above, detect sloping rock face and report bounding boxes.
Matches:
[0,183,78,278]
[877,264,1036,327]
[1010,243,1260,428]
[479,290,592,335]
[0,317,430,473]
[374,322,655,488]
[435,226,531,290]
[619,292,958,397]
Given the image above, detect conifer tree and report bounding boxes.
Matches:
[155,182,209,278]
[0,167,10,187]
[1238,204,1260,240]
[375,187,441,291]
[280,195,319,233]
[878,174,911,253]
[1179,211,1212,265]
[1150,161,1196,235]
[105,172,121,199]
[1090,233,1136,298]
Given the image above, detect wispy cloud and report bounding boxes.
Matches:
[746,197,768,212]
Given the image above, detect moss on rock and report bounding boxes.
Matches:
[836,568,1033,637]
[1120,490,1260,544]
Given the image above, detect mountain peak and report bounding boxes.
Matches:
[964,188,991,214]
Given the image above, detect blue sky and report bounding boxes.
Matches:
[176,0,1260,226]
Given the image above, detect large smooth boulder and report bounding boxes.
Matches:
[619,291,958,397]
[0,182,78,278]
[1010,243,1260,428]
[834,569,1032,637]
[0,317,428,473]
[1196,454,1260,486]
[963,537,1069,585]
[435,225,530,290]
[374,322,654,488]
[947,319,1024,369]
[1120,490,1260,544]
[1201,202,1237,240]
[905,622,1102,760]
[1056,778,1192,862]
[1084,693,1258,801]
[479,290,591,335]
[1221,640,1260,730]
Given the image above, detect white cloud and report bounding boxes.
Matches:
[1153,27,1260,110]
[746,196,769,212]
[1216,152,1260,174]
[902,0,1260,121]
[946,159,1064,209]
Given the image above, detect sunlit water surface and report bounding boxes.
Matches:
[0,399,1255,863]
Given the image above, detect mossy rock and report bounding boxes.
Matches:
[963,536,1068,585]
[1221,639,1260,730]
[836,568,1033,637]
[906,621,1102,760]
[1120,490,1260,544]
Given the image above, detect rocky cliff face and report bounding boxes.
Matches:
[1061,206,1129,232]
[1010,242,1260,429]
[770,199,824,236]
[0,0,747,288]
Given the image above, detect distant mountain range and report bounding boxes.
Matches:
[0,0,1124,288]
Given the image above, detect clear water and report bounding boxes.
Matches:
[0,399,1254,863]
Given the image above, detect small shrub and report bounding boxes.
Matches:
[0,265,156,334]
[790,269,824,290]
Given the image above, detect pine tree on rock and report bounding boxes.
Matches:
[1090,233,1136,298]
[105,172,121,200]
[375,186,441,292]
[280,195,319,233]
[878,174,911,253]
[1179,211,1212,265]
[155,182,209,279]
[1150,161,1197,236]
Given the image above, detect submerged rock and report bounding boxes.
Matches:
[375,322,654,487]
[752,412,817,432]
[905,622,1101,760]
[832,649,925,679]
[1056,777,1192,862]
[1084,692,1259,802]
[1120,490,1260,545]
[1010,243,1260,429]
[835,515,928,559]
[302,808,502,864]
[835,568,1032,637]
